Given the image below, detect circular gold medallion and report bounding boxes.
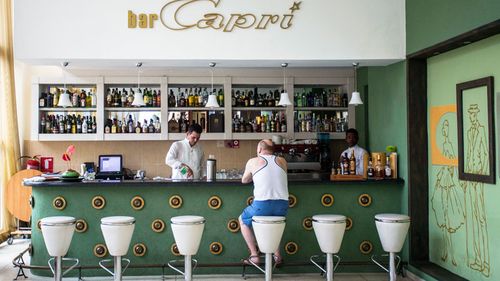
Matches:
[75,219,88,233]
[302,217,313,231]
[346,217,353,231]
[358,194,372,207]
[284,241,298,255]
[92,195,106,210]
[169,195,183,209]
[208,195,222,210]
[133,243,147,257]
[246,196,254,206]
[131,196,145,210]
[52,196,67,210]
[151,219,166,233]
[171,243,181,256]
[209,242,223,255]
[359,240,373,254]
[288,194,297,208]
[94,244,108,258]
[321,194,334,207]
[227,219,240,233]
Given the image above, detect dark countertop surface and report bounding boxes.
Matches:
[25,177,404,187]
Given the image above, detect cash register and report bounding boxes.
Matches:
[96,155,123,180]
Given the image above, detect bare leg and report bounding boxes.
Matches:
[239,216,259,258]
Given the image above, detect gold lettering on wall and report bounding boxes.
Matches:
[128,0,301,32]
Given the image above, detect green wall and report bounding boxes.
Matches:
[406,0,500,54]
[359,61,409,258]
[427,34,500,281]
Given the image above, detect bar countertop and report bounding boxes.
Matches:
[25,177,404,187]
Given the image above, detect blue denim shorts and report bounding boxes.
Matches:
[240,199,289,227]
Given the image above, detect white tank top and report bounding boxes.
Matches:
[252,155,289,201]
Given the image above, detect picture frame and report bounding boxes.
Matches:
[456,76,495,184]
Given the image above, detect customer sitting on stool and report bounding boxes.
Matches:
[239,139,289,265]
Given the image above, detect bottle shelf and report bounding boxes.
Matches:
[232,132,287,140]
[104,107,161,112]
[168,132,226,140]
[103,133,163,141]
[293,132,346,140]
[38,134,100,141]
[232,107,287,111]
[167,107,225,111]
[39,107,97,112]
[295,107,348,111]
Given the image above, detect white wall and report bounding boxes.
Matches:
[13,0,405,67]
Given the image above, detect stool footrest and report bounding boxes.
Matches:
[167,258,198,276]
[310,254,341,273]
[98,257,131,277]
[48,257,79,277]
[371,253,401,273]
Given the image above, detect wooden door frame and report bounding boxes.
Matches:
[406,19,500,280]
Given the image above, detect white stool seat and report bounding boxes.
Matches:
[252,216,286,254]
[312,214,346,254]
[375,213,410,253]
[101,216,135,257]
[41,216,76,257]
[171,215,206,256]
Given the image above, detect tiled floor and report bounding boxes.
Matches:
[0,239,418,281]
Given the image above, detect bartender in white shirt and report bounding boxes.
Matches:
[165,124,204,179]
[340,128,367,175]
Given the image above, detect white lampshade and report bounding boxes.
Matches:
[349,91,363,106]
[131,91,145,107]
[57,92,72,107]
[205,94,220,108]
[278,92,292,106]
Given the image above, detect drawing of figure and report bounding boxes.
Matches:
[462,104,490,276]
[431,119,464,266]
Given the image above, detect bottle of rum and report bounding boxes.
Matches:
[367,157,374,177]
[349,149,356,175]
[342,152,350,175]
[374,154,384,178]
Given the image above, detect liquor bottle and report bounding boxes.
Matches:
[39,92,46,108]
[82,116,88,134]
[127,115,134,133]
[385,156,392,178]
[85,89,92,107]
[168,114,179,132]
[202,88,208,106]
[142,119,148,133]
[59,116,65,133]
[104,119,111,134]
[188,88,195,107]
[217,88,224,106]
[53,117,59,134]
[135,121,142,134]
[80,90,87,107]
[349,149,356,175]
[40,115,46,133]
[66,115,72,133]
[113,88,120,107]
[168,89,176,107]
[92,116,97,133]
[152,90,158,107]
[179,89,186,107]
[54,89,60,108]
[127,88,134,106]
[71,115,77,134]
[342,153,350,175]
[200,114,206,132]
[374,154,384,178]
[72,90,79,107]
[156,90,161,107]
[120,89,127,107]
[87,117,93,134]
[367,157,374,177]
[148,118,155,133]
[77,115,82,133]
[106,88,112,107]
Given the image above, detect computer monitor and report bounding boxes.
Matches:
[98,155,123,174]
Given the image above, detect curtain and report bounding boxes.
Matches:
[0,0,21,242]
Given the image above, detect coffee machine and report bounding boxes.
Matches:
[273,144,321,172]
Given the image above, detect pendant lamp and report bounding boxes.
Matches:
[349,62,363,106]
[131,62,146,107]
[278,63,292,106]
[58,62,72,107]
[205,62,220,108]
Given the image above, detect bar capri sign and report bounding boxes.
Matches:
[128,0,302,32]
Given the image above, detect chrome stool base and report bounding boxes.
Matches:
[167,256,198,281]
[371,253,401,281]
[99,256,131,281]
[310,254,340,281]
[48,256,79,281]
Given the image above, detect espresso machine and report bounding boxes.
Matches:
[273,144,322,172]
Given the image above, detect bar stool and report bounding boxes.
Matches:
[252,216,286,281]
[310,214,346,281]
[40,216,79,281]
[99,216,135,281]
[372,213,410,281]
[168,215,206,281]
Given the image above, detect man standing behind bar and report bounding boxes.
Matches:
[239,139,289,265]
[340,128,367,175]
[165,124,204,179]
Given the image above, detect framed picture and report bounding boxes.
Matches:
[456,76,495,183]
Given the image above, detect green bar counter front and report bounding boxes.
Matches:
[27,178,404,277]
